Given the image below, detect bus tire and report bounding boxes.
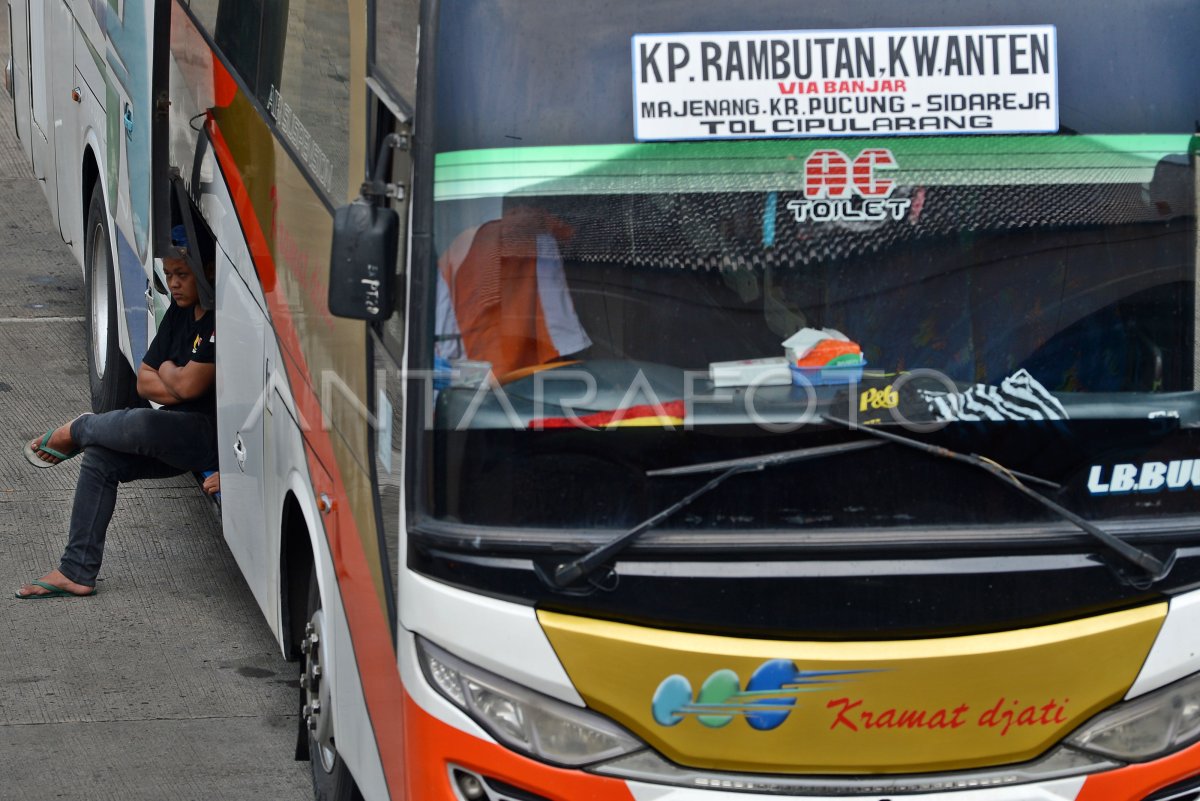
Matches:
[84,182,135,412]
[302,570,362,801]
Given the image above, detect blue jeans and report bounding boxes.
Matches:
[59,408,218,586]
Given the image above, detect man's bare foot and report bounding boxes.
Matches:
[28,414,88,465]
[15,569,95,598]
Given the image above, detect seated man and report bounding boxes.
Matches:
[436,203,591,380]
[17,226,218,598]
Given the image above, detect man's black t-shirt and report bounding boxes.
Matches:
[142,303,216,416]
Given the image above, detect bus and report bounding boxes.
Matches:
[7,0,1200,799]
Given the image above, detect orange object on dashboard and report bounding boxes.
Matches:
[795,339,863,367]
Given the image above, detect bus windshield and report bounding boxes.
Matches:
[418,0,1200,537]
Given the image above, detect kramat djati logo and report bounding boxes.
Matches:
[651,659,880,731]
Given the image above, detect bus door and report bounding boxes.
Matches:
[47,0,82,246]
[107,0,158,365]
[215,244,273,616]
[8,0,33,158]
[25,0,64,215]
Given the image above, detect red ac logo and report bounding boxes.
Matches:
[804,148,899,199]
[788,147,911,224]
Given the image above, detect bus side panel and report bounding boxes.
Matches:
[169,5,408,797]
[205,173,388,800]
[166,0,283,638]
[8,0,34,162]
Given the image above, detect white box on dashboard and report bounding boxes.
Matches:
[709,357,791,387]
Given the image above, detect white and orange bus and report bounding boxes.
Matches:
[7,0,1200,799]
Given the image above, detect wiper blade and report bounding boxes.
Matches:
[822,415,1177,586]
[543,439,885,589]
[646,439,885,477]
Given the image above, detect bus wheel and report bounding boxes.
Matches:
[302,571,361,801]
[84,182,134,412]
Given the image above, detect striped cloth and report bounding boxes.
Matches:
[918,369,1068,422]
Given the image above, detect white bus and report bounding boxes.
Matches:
[8,0,1200,799]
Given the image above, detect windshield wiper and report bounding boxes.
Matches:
[542,440,885,589]
[821,415,1177,587]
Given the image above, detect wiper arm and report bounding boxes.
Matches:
[822,415,1177,586]
[542,440,884,589]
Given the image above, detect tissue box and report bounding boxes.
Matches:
[790,359,867,386]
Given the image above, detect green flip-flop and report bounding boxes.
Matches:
[22,429,81,469]
[14,580,96,600]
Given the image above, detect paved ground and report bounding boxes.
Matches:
[0,14,312,801]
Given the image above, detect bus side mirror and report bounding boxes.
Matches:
[329,131,409,321]
[328,199,399,321]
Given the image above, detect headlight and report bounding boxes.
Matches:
[1067,670,1200,761]
[416,636,646,767]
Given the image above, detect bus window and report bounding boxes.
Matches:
[266,0,352,201]
[423,0,1200,538]
[371,0,419,113]
[182,0,220,37]
[184,0,289,102]
[186,0,345,201]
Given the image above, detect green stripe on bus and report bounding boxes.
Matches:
[434,134,1193,201]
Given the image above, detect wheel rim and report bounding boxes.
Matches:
[302,609,337,773]
[89,222,110,381]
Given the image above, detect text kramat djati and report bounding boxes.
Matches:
[825,696,1069,736]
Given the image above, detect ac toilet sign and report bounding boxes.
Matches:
[1088,461,1200,496]
[632,24,1058,140]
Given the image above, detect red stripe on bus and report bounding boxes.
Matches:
[1075,739,1200,801]
[403,690,636,800]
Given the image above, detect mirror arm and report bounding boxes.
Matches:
[360,132,409,204]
